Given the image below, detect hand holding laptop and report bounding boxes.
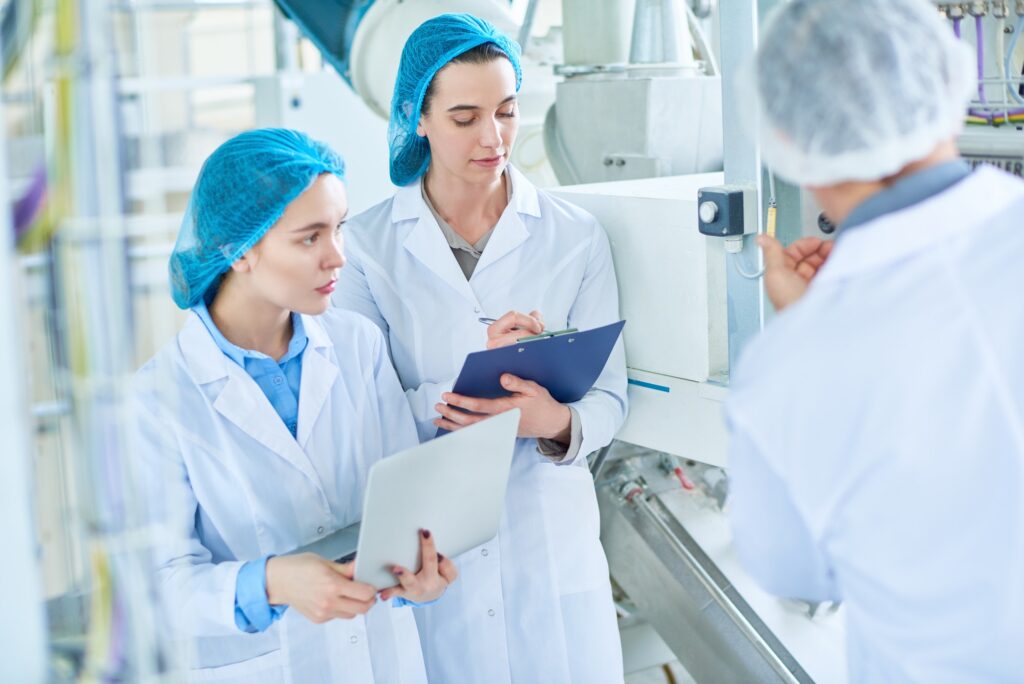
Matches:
[378,528,459,602]
[284,411,518,598]
[265,553,377,623]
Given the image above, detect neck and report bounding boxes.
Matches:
[813,140,960,225]
[208,276,292,360]
[423,165,509,244]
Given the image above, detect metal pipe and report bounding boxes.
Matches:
[517,0,541,50]
[629,492,802,684]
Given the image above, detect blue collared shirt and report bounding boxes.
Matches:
[840,159,971,233]
[193,302,307,437]
[193,302,307,633]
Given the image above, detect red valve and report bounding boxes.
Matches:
[674,466,696,491]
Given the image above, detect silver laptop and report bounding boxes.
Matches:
[351,408,519,589]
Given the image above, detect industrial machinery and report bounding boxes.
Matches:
[545,0,723,184]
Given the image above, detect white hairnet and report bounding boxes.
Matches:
[752,0,975,187]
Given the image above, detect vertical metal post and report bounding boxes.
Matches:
[717,0,786,373]
[274,3,301,73]
[0,27,49,684]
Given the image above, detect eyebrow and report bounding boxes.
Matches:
[446,94,517,113]
[291,212,348,233]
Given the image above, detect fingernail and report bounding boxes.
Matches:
[437,553,445,562]
[394,567,403,575]
[422,529,431,539]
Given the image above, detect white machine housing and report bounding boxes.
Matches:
[552,173,731,467]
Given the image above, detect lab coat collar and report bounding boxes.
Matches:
[179,312,231,385]
[295,315,338,448]
[178,312,328,489]
[301,312,333,352]
[394,165,539,301]
[816,166,1024,283]
[507,164,542,218]
[389,164,541,223]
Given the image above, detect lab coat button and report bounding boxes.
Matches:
[350,635,358,644]
[317,526,325,534]
[481,548,488,557]
[487,609,496,617]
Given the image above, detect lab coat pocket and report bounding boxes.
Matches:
[186,648,284,683]
[538,463,611,595]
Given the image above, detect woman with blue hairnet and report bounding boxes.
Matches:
[133,128,457,683]
[725,0,1024,680]
[335,13,626,683]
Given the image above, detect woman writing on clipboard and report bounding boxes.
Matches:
[334,14,628,683]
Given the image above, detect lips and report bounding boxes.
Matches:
[472,154,505,168]
[316,279,337,295]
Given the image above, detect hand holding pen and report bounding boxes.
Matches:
[479,310,545,349]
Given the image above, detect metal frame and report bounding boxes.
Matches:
[718,0,787,370]
[0,25,48,683]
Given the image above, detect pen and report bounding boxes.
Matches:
[478,317,498,325]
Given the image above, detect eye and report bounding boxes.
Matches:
[302,233,318,246]
[499,107,517,118]
[453,118,475,127]
[334,220,345,234]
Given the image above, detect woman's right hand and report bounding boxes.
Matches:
[265,553,377,624]
[486,310,545,349]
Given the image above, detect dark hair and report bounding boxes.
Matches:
[421,42,513,115]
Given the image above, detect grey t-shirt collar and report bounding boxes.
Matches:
[421,170,513,257]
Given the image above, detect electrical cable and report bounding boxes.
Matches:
[731,250,765,279]
[731,169,779,280]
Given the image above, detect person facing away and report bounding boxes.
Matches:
[334,13,628,684]
[133,128,457,683]
[725,1,1024,681]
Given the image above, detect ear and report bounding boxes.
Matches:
[416,117,427,138]
[230,246,258,273]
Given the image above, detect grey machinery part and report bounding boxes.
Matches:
[595,449,812,684]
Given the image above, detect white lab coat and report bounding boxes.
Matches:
[133,308,428,684]
[726,166,1024,682]
[335,165,627,683]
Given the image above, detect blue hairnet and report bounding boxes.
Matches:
[389,13,522,186]
[169,128,346,309]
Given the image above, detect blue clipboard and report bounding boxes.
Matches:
[446,319,625,411]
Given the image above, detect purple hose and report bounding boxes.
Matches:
[968,107,1024,121]
[953,16,962,38]
[976,15,987,103]
[13,165,46,240]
